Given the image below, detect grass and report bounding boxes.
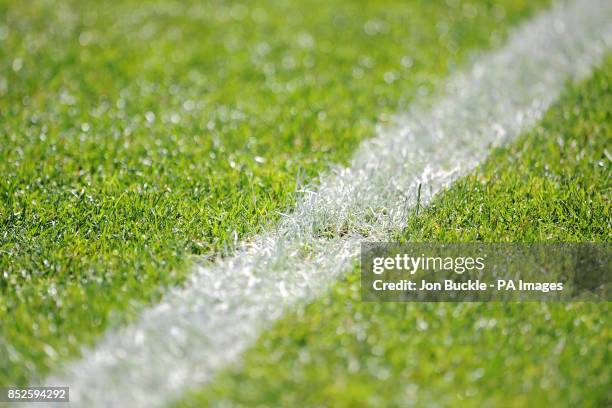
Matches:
[0,0,551,385]
[175,58,612,407]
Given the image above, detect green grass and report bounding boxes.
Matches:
[176,59,612,407]
[0,0,550,385]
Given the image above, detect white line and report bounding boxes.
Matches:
[41,1,611,406]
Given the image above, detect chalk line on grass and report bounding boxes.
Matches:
[42,0,611,406]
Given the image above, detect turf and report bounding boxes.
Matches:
[175,59,612,407]
[0,0,551,385]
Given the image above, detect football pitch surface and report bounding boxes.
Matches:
[0,0,610,407]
